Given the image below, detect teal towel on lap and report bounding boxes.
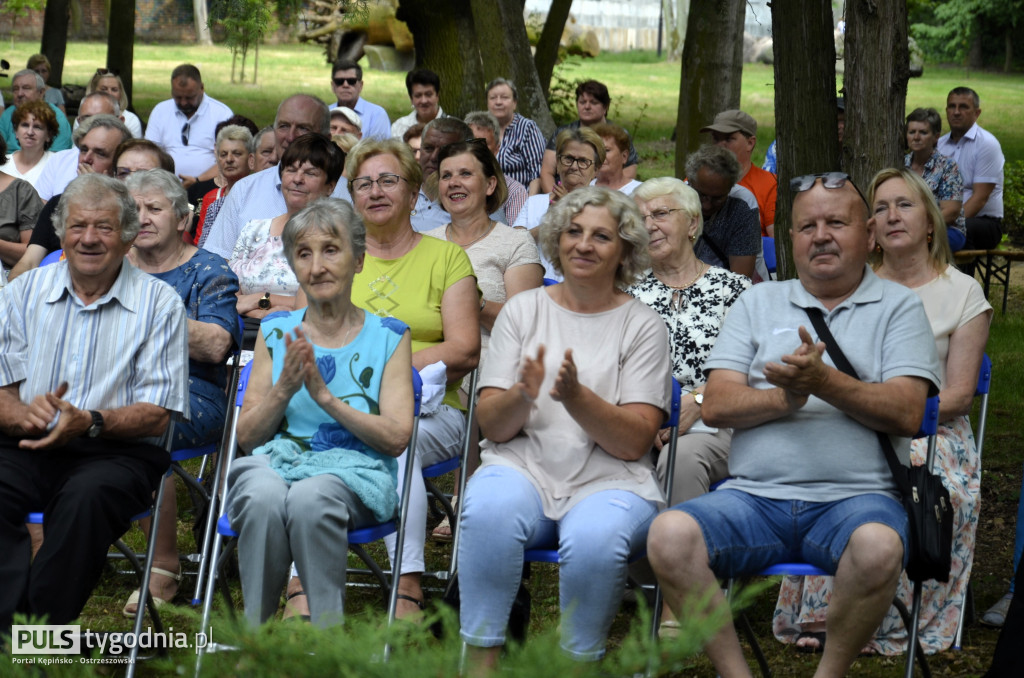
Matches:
[257,438,398,523]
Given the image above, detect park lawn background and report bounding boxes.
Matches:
[1,41,1022,677]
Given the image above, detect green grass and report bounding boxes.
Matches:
[1,43,1023,677]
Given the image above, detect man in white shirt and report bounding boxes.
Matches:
[937,86,1004,250]
[202,94,351,260]
[328,59,390,140]
[145,64,233,188]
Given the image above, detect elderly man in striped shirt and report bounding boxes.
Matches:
[0,174,189,630]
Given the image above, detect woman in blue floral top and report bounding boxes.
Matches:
[904,107,966,251]
[227,198,413,628]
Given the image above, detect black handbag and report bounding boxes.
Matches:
[804,307,953,583]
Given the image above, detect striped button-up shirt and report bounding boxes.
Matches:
[0,260,190,444]
[497,113,546,187]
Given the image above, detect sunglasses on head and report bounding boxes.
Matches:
[789,172,868,205]
[333,76,359,86]
[96,67,120,77]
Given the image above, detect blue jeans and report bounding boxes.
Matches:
[673,489,909,577]
[457,465,658,660]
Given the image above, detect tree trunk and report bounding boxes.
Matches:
[40,0,71,86]
[397,0,485,120]
[534,0,572,96]
[661,0,689,62]
[1005,29,1013,73]
[769,0,837,280]
[843,0,908,190]
[397,0,554,136]
[674,0,744,178]
[107,0,136,109]
[194,0,213,46]
[471,0,555,137]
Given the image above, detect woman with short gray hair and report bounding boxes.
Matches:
[227,197,414,628]
[120,168,241,617]
[486,77,545,186]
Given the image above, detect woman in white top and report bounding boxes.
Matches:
[458,187,671,670]
[79,70,143,138]
[775,168,991,655]
[0,100,56,188]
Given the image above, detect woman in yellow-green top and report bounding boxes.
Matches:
[347,138,480,619]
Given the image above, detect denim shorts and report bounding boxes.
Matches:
[672,489,909,578]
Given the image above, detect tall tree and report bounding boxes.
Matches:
[533,0,573,96]
[396,0,555,137]
[660,0,690,61]
[194,0,213,46]
[769,0,838,280]
[39,0,71,86]
[107,0,136,106]
[843,0,909,189]
[673,0,745,178]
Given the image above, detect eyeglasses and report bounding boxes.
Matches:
[558,154,594,170]
[351,174,408,194]
[641,208,684,224]
[333,76,360,87]
[790,172,868,205]
[96,67,120,77]
[181,121,190,147]
[115,167,144,179]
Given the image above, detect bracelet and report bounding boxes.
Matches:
[519,385,535,403]
[480,297,487,311]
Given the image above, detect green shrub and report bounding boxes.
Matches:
[1003,160,1024,247]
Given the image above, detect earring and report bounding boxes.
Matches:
[689,234,697,243]
[927,232,933,244]
[874,243,882,253]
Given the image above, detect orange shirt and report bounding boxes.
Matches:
[739,165,777,236]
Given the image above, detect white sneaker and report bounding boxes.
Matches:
[980,593,1013,627]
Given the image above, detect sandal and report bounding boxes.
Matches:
[122,566,181,618]
[283,589,311,622]
[395,593,425,622]
[794,630,826,654]
[431,496,458,543]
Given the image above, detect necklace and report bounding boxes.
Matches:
[659,262,707,314]
[660,261,707,290]
[447,220,495,249]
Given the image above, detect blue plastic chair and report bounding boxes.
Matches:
[725,395,941,678]
[40,249,64,266]
[196,363,424,665]
[521,377,684,641]
[762,236,777,279]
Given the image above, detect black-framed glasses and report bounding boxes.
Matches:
[790,172,868,205]
[351,174,408,194]
[96,67,120,77]
[558,153,594,170]
[333,76,360,87]
[181,122,190,146]
[641,208,684,224]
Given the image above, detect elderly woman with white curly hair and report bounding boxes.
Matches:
[457,186,672,671]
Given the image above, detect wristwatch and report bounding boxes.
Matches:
[692,392,704,407]
[258,292,271,310]
[87,410,104,438]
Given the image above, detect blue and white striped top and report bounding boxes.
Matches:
[0,260,190,444]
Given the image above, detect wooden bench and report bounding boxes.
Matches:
[954,248,1024,313]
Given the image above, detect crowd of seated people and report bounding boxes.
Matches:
[2,58,1014,678]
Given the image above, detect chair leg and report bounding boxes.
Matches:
[894,580,931,678]
[126,472,170,677]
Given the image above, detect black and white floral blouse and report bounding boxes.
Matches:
[626,267,751,389]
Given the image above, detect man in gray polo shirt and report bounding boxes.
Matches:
[648,172,940,677]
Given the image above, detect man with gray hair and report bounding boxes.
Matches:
[7,114,133,282]
[0,173,189,630]
[203,93,353,259]
[35,94,127,202]
[465,110,527,224]
[686,145,761,279]
[0,69,72,152]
